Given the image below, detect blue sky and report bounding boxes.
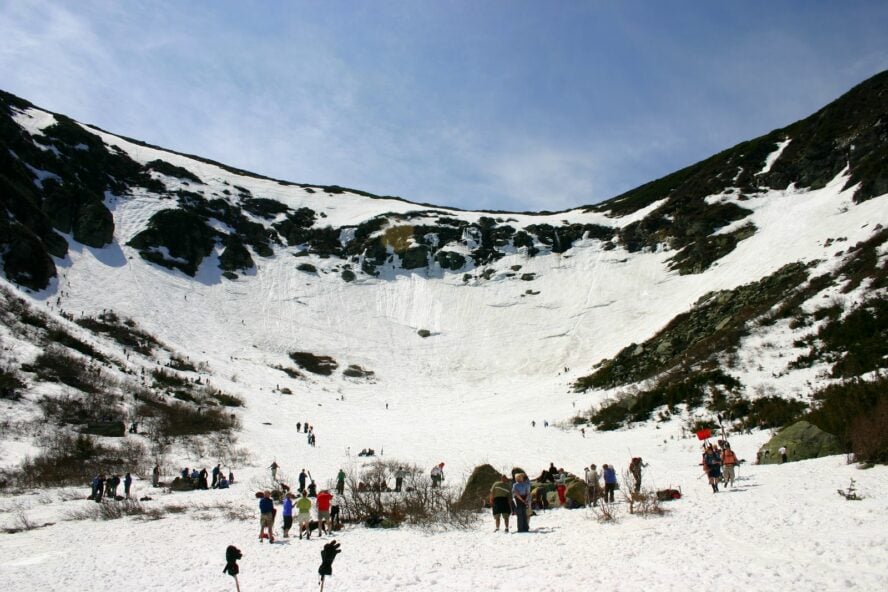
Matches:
[1,1,886,212]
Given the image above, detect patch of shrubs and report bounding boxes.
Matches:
[338,460,477,530]
[145,159,202,184]
[45,328,107,362]
[14,432,148,487]
[288,352,338,376]
[23,346,103,393]
[574,262,811,391]
[135,389,240,439]
[589,369,741,430]
[806,375,888,462]
[152,368,192,389]
[790,297,888,379]
[76,311,160,356]
[343,365,374,379]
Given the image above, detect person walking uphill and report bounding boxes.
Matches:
[512,473,531,533]
[703,444,722,493]
[259,491,275,543]
[490,475,513,532]
[721,445,738,488]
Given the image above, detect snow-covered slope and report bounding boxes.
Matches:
[0,73,887,591]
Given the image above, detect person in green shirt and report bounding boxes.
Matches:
[296,491,313,539]
[489,475,513,532]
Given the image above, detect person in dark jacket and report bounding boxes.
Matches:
[211,464,221,488]
[259,491,275,542]
[124,473,133,499]
[198,468,209,490]
[602,464,618,503]
[629,457,645,493]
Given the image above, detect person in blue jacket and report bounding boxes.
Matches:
[602,464,618,503]
[282,492,295,538]
[511,473,531,533]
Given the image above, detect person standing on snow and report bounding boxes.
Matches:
[259,491,275,542]
[430,463,445,488]
[270,461,279,481]
[394,466,407,492]
[602,464,618,503]
[585,464,600,507]
[629,457,645,493]
[703,444,722,493]
[316,489,334,535]
[297,491,313,539]
[490,475,513,532]
[124,472,133,499]
[512,473,531,533]
[554,468,568,505]
[721,445,738,487]
[779,446,788,464]
[298,469,308,493]
[282,492,295,538]
[336,469,346,495]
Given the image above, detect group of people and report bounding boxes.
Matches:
[179,464,233,489]
[583,463,620,505]
[295,421,317,447]
[701,440,738,493]
[488,473,535,533]
[258,487,338,543]
[89,473,132,502]
[486,457,648,529]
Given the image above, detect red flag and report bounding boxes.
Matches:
[696,428,712,440]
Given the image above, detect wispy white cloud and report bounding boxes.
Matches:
[1,1,885,213]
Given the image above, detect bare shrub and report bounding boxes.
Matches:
[14,431,149,488]
[339,460,478,530]
[850,397,888,464]
[590,498,620,523]
[65,499,148,521]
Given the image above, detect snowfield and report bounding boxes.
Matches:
[0,107,887,591]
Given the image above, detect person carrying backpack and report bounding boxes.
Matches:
[703,444,722,493]
[629,457,645,493]
[721,445,738,487]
